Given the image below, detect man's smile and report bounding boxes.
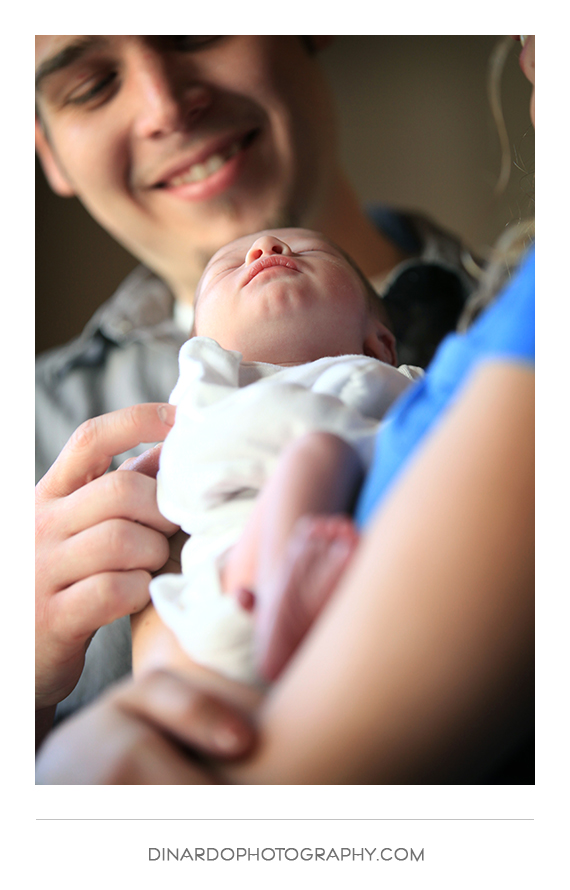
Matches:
[151,129,260,190]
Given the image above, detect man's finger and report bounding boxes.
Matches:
[38,403,175,499]
[53,570,154,639]
[52,520,170,590]
[36,692,216,785]
[118,443,163,478]
[115,670,255,759]
[57,469,177,538]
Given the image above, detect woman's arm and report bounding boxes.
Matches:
[223,360,534,783]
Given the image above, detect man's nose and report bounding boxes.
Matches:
[245,235,293,265]
[128,45,212,139]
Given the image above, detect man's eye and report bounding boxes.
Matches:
[165,36,222,52]
[67,72,117,106]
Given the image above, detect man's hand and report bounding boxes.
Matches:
[35,404,178,722]
[35,670,256,784]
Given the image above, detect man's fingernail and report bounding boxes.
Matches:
[157,404,175,426]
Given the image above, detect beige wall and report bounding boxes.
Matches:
[36,36,534,354]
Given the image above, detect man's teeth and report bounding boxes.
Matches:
[168,141,241,186]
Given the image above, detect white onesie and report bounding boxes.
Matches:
[150,337,421,685]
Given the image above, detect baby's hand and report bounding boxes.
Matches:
[255,515,359,681]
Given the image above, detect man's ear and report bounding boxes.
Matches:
[363,318,398,366]
[35,116,75,197]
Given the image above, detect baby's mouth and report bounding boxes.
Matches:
[245,255,300,285]
[156,130,259,188]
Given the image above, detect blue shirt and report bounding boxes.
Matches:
[355,247,535,527]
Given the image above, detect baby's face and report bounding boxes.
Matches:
[193,228,372,365]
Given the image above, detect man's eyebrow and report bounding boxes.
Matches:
[35,36,107,93]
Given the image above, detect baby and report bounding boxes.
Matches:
[148,228,422,685]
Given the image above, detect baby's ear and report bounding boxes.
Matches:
[363,318,397,366]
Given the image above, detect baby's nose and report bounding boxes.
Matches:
[245,235,292,265]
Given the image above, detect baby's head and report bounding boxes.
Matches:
[193,228,397,366]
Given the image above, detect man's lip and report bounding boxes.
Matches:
[151,129,259,189]
[244,255,300,285]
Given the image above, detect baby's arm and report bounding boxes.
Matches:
[134,431,363,686]
[222,361,418,634]
[129,432,362,746]
[222,431,364,677]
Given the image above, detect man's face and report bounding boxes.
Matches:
[35,36,338,299]
[194,228,374,365]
